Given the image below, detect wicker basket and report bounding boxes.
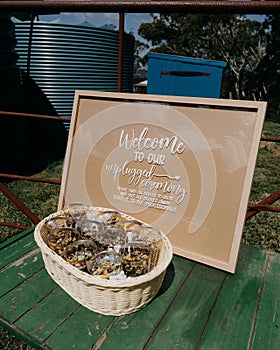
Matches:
[34,207,173,316]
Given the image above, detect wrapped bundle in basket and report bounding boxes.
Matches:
[34,206,173,316]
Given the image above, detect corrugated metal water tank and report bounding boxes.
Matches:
[147,52,226,98]
[13,19,135,125]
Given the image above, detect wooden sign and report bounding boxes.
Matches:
[59,91,266,272]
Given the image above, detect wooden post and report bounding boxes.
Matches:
[118,12,124,92]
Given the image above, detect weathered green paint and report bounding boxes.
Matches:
[250,251,280,350]
[0,250,43,297]
[96,256,195,350]
[0,230,37,269]
[0,268,56,323]
[0,229,279,350]
[45,306,115,350]
[15,287,79,343]
[199,245,268,350]
[146,263,226,350]
[0,318,48,350]
[0,227,34,250]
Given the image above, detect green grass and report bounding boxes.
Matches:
[242,121,280,252]
[1,122,279,249]
[0,160,63,243]
[0,331,34,350]
[0,121,279,349]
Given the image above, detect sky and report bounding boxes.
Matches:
[38,12,264,43]
[39,12,154,42]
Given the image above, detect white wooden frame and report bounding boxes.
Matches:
[59,91,266,272]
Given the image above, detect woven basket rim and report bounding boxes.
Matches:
[34,207,173,288]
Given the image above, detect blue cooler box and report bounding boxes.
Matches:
[147,52,226,98]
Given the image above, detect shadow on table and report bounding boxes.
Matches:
[155,261,175,298]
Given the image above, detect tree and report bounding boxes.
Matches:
[134,40,149,73]
[258,14,280,119]
[138,14,268,101]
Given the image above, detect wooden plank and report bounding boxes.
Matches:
[0,227,34,249]
[93,255,195,350]
[0,250,43,297]
[1,225,279,350]
[250,251,280,350]
[198,245,268,349]
[0,268,56,323]
[0,317,48,350]
[15,287,79,344]
[145,263,226,349]
[45,306,115,350]
[0,232,37,269]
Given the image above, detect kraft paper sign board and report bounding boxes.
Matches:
[58,91,266,273]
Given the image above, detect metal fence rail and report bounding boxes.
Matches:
[0,111,68,229]
[0,111,279,230]
[0,1,280,14]
[1,0,280,230]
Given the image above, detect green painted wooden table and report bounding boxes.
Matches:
[1,227,279,350]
